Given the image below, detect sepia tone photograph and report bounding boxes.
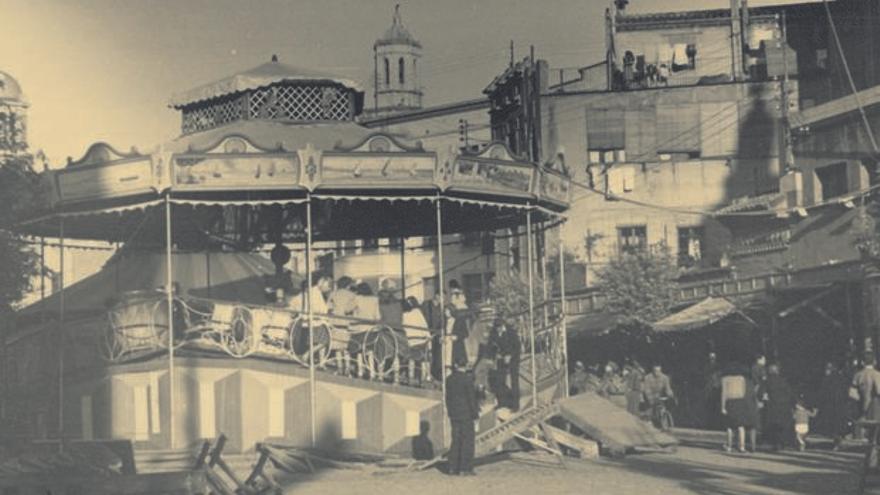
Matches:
[1,0,879,493]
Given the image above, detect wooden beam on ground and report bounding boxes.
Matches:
[541,423,599,459]
[538,422,568,468]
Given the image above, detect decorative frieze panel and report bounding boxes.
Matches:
[56,157,156,204]
[539,169,572,205]
[173,137,300,189]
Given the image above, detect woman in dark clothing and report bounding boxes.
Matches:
[764,363,795,451]
[816,362,849,450]
[378,278,403,328]
[721,363,759,453]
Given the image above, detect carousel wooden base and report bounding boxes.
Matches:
[54,352,563,457]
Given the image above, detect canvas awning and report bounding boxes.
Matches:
[651,296,740,333]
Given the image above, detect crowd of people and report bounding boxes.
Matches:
[569,359,675,422]
[700,352,880,453]
[566,349,880,453]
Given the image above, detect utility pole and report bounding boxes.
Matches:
[458,119,469,150]
[779,12,794,173]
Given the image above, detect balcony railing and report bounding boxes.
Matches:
[559,271,794,317]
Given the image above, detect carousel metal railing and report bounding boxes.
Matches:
[100,290,435,386]
[100,289,567,391]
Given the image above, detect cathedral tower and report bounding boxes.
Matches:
[373,5,423,116]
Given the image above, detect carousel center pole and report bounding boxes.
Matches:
[58,217,65,447]
[435,195,447,447]
[526,208,538,407]
[306,196,316,448]
[559,220,570,398]
[164,194,176,449]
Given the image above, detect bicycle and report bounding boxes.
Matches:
[650,397,675,432]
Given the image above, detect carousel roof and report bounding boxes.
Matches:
[166,120,376,154]
[169,59,364,109]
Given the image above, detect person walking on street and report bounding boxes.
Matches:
[446,357,479,476]
[624,359,646,416]
[764,363,795,451]
[793,394,817,452]
[643,364,674,406]
[853,354,880,422]
[816,362,849,450]
[720,363,759,453]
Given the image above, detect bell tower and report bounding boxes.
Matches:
[372,4,423,116]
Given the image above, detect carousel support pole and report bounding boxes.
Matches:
[58,217,65,448]
[540,222,549,328]
[435,196,448,447]
[306,197,316,447]
[400,237,406,301]
[40,237,46,301]
[559,220,570,398]
[164,195,176,449]
[526,208,538,408]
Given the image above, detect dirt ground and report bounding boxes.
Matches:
[279,431,866,495]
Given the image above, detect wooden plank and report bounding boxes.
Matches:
[558,393,677,451]
[0,471,210,494]
[541,423,599,459]
[538,422,567,468]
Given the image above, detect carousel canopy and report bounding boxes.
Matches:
[19,251,280,320]
[169,59,364,109]
[10,58,571,243]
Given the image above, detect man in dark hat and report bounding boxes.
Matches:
[446,356,479,476]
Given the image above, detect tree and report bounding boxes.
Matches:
[488,269,545,323]
[594,243,678,330]
[0,154,40,312]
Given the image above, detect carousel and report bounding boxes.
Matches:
[7,58,572,455]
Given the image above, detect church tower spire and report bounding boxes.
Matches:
[372,4,423,116]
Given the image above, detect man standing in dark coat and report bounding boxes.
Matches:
[493,319,521,411]
[764,363,795,450]
[816,362,849,450]
[446,357,479,476]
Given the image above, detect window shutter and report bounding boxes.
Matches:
[656,104,700,153]
[586,108,625,150]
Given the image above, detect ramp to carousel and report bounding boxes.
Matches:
[557,393,677,453]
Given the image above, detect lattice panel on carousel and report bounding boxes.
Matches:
[248,85,352,122]
[181,96,246,134]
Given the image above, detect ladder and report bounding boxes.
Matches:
[398,402,563,473]
[474,402,560,457]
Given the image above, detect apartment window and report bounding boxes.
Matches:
[816,162,848,201]
[399,57,405,85]
[384,58,390,85]
[586,108,625,152]
[618,225,647,255]
[672,43,697,71]
[463,273,487,303]
[656,105,700,155]
[362,238,379,250]
[677,227,704,267]
[422,277,438,299]
[481,233,495,256]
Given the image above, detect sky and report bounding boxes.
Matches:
[1,0,820,166]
